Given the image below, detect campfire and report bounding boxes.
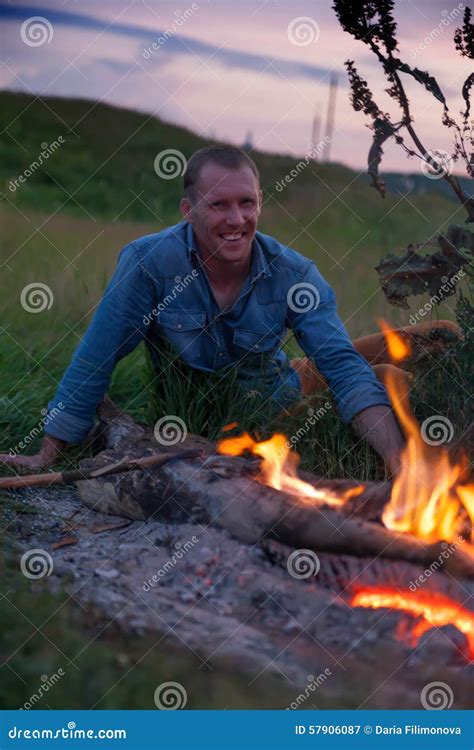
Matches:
[218,322,473,549]
[378,321,473,547]
[350,587,474,660]
[217,431,361,507]
[217,322,474,659]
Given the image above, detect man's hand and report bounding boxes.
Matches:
[0,434,67,473]
[351,405,405,476]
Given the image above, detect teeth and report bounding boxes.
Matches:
[222,233,243,240]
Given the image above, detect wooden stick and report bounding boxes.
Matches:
[0,449,203,490]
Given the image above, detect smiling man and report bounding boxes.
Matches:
[1,144,412,473]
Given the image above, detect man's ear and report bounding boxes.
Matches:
[180,196,193,221]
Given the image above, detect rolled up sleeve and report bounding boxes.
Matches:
[287,262,390,423]
[45,242,157,443]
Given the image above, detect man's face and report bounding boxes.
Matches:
[180,162,262,265]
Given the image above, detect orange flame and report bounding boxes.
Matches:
[380,322,473,545]
[351,586,474,659]
[217,432,358,507]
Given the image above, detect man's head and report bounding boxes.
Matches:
[180,145,262,265]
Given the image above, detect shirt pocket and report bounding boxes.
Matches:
[232,327,282,372]
[158,309,206,363]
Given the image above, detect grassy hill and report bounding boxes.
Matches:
[1,90,467,332]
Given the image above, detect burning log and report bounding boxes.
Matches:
[76,441,474,580]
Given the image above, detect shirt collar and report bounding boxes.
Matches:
[185,221,271,281]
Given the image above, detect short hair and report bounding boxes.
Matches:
[183,145,259,200]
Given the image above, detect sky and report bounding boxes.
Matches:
[0,0,471,173]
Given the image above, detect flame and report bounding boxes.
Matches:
[379,323,474,545]
[217,432,359,507]
[351,586,474,659]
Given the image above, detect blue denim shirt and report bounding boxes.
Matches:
[45,220,390,443]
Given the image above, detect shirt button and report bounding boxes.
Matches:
[254,344,260,350]
[177,324,182,330]
[218,352,224,357]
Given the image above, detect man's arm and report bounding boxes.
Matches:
[287,262,404,473]
[351,405,405,475]
[0,242,157,471]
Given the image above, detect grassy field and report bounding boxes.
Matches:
[0,91,471,709]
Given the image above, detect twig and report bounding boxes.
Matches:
[0,449,203,490]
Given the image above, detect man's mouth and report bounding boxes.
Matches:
[219,231,247,243]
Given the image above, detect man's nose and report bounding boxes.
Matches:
[225,205,245,226]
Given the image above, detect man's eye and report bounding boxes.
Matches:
[212,201,223,207]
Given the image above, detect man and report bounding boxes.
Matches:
[2,144,417,474]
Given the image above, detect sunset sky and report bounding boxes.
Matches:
[0,0,471,174]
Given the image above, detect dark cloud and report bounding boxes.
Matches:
[1,2,341,82]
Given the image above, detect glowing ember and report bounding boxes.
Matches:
[351,586,474,659]
[379,322,474,546]
[217,432,357,507]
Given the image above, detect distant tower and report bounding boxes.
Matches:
[323,73,338,162]
[310,110,321,160]
[242,130,254,151]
